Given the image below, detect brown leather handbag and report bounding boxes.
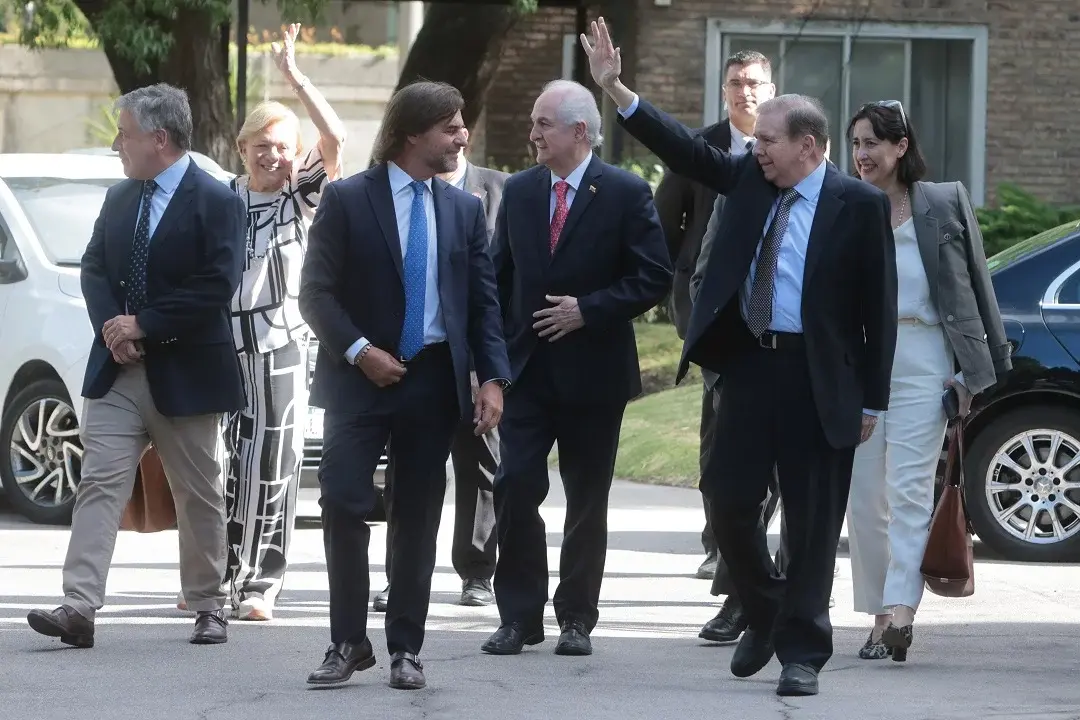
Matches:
[119,445,177,533]
[921,421,975,597]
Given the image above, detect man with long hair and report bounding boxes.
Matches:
[298,80,510,690]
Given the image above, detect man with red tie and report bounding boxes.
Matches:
[479,79,672,657]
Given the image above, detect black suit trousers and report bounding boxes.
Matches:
[493,355,625,633]
[318,344,459,655]
[702,338,854,672]
[383,420,499,582]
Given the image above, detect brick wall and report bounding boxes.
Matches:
[485,0,1080,205]
[479,6,579,171]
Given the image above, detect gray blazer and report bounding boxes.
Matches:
[462,161,510,243]
[690,192,726,390]
[909,180,1011,395]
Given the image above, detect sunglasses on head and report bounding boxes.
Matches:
[863,100,909,134]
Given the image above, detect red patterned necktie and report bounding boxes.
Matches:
[549,180,570,253]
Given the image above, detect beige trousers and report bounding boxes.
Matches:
[62,363,227,620]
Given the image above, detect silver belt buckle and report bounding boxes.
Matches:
[759,331,778,350]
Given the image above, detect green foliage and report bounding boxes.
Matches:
[976,183,1080,257]
[618,157,664,192]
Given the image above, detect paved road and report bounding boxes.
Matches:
[1,478,1079,720]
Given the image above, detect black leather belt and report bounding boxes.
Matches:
[400,341,450,364]
[757,330,804,351]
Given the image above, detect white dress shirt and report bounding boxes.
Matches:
[345,162,445,363]
[549,152,594,220]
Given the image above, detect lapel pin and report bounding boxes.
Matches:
[589,185,597,193]
[944,233,951,240]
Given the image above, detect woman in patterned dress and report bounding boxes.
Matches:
[177,23,346,620]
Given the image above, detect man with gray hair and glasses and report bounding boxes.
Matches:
[480,79,671,658]
[26,83,247,647]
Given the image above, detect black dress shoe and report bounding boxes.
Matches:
[481,622,545,655]
[460,578,495,607]
[776,663,819,696]
[389,652,426,690]
[26,606,94,648]
[698,595,747,643]
[554,621,592,656]
[189,610,228,644]
[372,586,389,613]
[307,640,377,685]
[730,627,775,678]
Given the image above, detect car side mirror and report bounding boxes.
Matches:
[0,257,27,283]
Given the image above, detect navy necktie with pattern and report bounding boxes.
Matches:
[126,179,157,315]
[746,187,800,337]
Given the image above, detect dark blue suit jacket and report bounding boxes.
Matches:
[298,163,510,418]
[80,160,247,417]
[491,154,673,406]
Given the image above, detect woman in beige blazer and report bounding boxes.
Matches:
[844,101,1011,662]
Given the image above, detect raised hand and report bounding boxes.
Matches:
[271,23,301,79]
[580,18,622,90]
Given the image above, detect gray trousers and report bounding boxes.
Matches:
[62,363,227,620]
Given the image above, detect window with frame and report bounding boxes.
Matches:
[706,21,988,204]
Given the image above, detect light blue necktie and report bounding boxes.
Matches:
[399,180,428,359]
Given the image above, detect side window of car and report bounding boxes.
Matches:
[0,218,16,261]
[1058,270,1080,305]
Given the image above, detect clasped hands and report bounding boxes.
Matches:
[101,315,145,365]
[355,346,504,436]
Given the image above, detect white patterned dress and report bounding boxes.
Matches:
[222,145,330,609]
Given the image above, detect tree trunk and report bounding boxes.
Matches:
[394,4,521,131]
[74,2,238,172]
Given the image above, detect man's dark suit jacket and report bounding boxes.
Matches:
[462,161,510,243]
[80,159,247,417]
[653,120,731,339]
[619,100,897,449]
[298,162,510,419]
[491,154,673,406]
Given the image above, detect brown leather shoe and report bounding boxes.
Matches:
[27,606,94,648]
[189,610,228,644]
[307,640,377,685]
[389,652,426,690]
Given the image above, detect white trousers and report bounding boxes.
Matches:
[847,321,952,614]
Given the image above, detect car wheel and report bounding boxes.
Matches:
[0,378,83,525]
[965,405,1080,562]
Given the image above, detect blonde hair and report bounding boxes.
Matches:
[235,101,303,163]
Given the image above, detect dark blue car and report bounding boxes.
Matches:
[946,219,1080,562]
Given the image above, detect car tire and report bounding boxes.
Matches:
[965,405,1080,562]
[0,378,83,525]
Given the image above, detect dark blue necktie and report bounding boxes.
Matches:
[399,180,428,360]
[126,180,157,314]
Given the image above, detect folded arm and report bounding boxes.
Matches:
[577,178,674,327]
[80,196,124,336]
[860,194,899,413]
[956,181,1013,381]
[298,183,369,359]
[465,200,511,386]
[136,192,246,340]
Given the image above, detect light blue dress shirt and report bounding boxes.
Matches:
[345,162,444,363]
[139,153,190,241]
[617,95,882,416]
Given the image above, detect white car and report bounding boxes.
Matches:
[0,152,380,525]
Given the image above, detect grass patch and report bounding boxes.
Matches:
[633,321,699,394]
[548,382,702,488]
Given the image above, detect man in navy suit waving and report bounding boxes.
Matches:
[299,80,510,690]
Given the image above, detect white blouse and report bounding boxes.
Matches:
[229,145,331,355]
[893,217,940,325]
